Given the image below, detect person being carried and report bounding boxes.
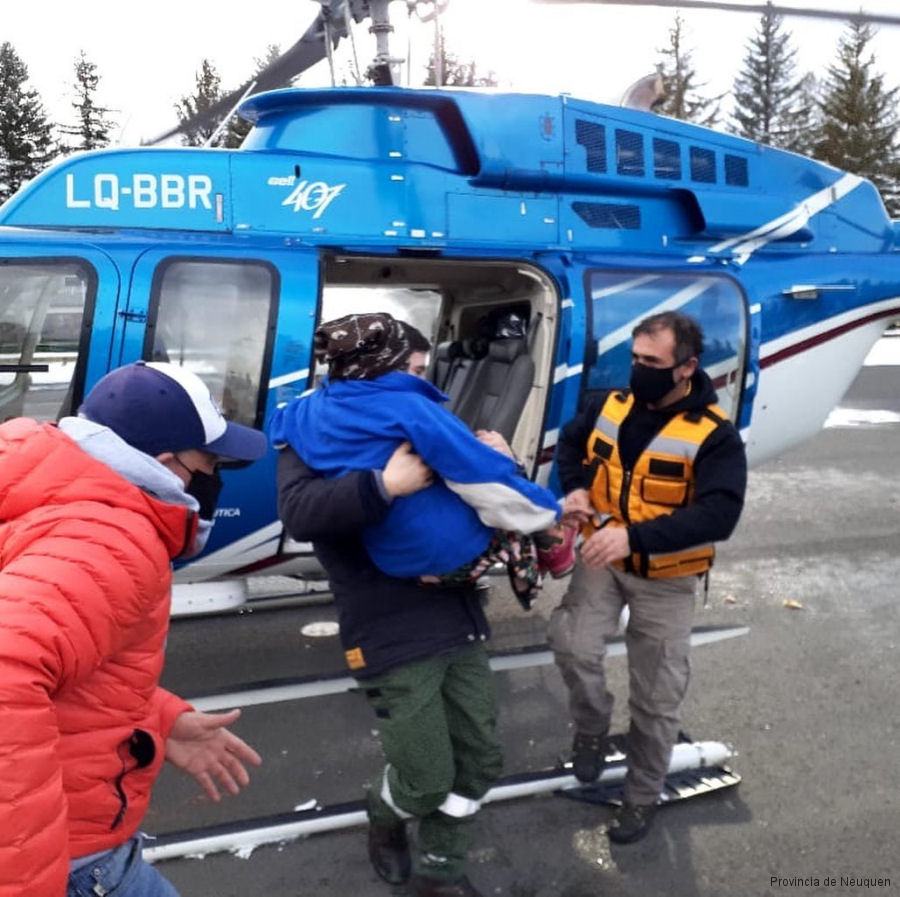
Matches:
[0,361,267,897]
[269,312,575,608]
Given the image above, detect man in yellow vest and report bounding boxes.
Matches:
[548,311,747,843]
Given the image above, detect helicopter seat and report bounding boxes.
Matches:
[453,337,535,442]
[432,340,465,392]
[432,339,488,414]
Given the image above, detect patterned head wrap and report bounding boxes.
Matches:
[314,312,431,380]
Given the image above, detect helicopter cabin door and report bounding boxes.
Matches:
[115,246,321,576]
[581,268,750,423]
[0,247,120,425]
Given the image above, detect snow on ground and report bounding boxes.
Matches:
[825,334,900,428]
[864,332,900,366]
[824,408,900,428]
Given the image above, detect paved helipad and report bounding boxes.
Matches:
[150,350,900,897]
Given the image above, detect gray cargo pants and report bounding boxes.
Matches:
[548,561,697,805]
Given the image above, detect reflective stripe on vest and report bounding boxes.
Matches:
[584,391,725,578]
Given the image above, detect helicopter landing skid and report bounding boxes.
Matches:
[559,732,741,807]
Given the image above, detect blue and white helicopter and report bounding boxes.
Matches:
[1,0,898,614]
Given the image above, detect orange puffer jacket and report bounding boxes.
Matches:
[0,419,196,897]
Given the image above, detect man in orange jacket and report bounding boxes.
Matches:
[0,361,268,897]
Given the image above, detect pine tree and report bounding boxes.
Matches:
[0,42,56,203]
[789,73,821,157]
[223,44,282,149]
[655,13,720,126]
[814,19,900,215]
[731,7,815,153]
[175,59,224,147]
[423,27,497,87]
[60,51,115,152]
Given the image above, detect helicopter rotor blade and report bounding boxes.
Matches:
[530,0,900,28]
[145,4,355,146]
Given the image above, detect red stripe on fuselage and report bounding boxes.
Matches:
[760,307,900,369]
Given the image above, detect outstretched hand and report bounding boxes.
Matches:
[166,709,262,802]
[561,488,594,527]
[382,441,433,496]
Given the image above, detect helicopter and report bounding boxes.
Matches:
[1,0,898,615]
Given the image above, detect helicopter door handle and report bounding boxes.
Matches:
[782,284,855,300]
[118,310,148,322]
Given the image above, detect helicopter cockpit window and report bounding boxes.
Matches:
[0,260,93,423]
[586,269,747,422]
[146,259,277,428]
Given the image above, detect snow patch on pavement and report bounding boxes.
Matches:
[864,334,900,366]
[824,408,900,428]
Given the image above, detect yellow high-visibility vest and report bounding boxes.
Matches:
[584,391,726,578]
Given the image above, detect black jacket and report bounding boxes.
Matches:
[556,369,747,558]
[277,448,490,679]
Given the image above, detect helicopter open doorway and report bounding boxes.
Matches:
[319,255,561,471]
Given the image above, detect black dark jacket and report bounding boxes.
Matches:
[277,448,490,679]
[556,369,747,558]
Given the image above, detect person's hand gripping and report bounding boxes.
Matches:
[382,441,433,497]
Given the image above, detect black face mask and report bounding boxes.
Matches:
[630,362,679,405]
[185,469,223,521]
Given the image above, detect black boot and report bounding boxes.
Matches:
[409,874,485,896]
[367,819,411,884]
[571,731,607,784]
[607,802,658,844]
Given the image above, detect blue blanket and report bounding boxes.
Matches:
[269,372,560,578]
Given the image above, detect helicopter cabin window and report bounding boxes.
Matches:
[586,269,747,422]
[0,260,94,423]
[145,259,277,429]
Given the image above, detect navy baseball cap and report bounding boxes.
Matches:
[81,361,268,461]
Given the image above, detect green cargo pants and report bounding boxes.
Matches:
[362,644,503,882]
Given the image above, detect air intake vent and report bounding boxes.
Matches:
[575,119,607,173]
[725,154,749,187]
[616,129,645,176]
[653,138,681,180]
[573,202,641,230]
[690,146,716,183]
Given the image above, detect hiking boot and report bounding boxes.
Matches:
[409,875,485,897]
[537,525,577,579]
[607,802,658,844]
[367,819,411,884]
[571,731,607,784]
